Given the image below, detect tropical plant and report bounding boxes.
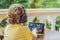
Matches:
[55,16,60,31]
[0,18,7,27]
[33,17,40,23]
[46,19,51,29]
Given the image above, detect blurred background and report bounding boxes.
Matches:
[0,0,60,9]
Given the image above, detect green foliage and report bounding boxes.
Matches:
[23,20,28,26]
[0,0,60,8]
[46,19,51,29]
[33,17,40,23]
[0,18,7,27]
[0,0,28,9]
[56,16,60,28]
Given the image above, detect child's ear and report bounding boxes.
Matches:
[20,13,27,23]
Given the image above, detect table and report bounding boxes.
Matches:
[44,31,60,40]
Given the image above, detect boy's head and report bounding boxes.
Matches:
[8,4,27,24]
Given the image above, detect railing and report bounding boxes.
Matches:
[0,9,60,26]
[0,8,60,17]
[0,8,60,22]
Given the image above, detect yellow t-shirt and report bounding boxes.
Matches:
[4,24,32,40]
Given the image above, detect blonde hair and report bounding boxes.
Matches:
[8,4,27,24]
